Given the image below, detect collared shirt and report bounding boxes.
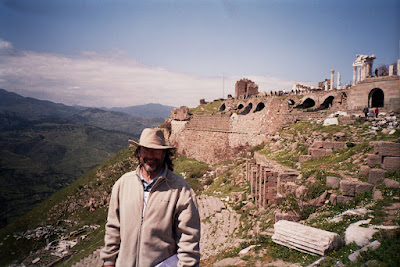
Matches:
[139,167,164,217]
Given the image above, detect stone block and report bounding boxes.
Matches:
[368,169,386,183]
[329,193,338,204]
[272,220,343,256]
[312,141,324,148]
[383,157,400,170]
[337,195,354,204]
[299,155,312,163]
[323,142,334,149]
[325,148,333,156]
[333,142,347,151]
[326,176,340,189]
[310,148,326,159]
[274,210,300,223]
[367,154,382,167]
[377,141,400,157]
[359,165,370,177]
[383,178,400,189]
[355,182,374,195]
[340,180,356,197]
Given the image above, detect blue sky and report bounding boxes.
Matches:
[0,0,399,108]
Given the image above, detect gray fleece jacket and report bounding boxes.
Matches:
[100,166,200,267]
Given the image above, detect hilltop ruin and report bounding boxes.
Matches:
[167,55,399,164]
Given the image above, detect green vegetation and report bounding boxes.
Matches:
[173,155,210,193]
[189,100,223,115]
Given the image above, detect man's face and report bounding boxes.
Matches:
[139,147,165,174]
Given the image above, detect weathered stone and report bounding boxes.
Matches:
[272,220,343,256]
[348,240,380,262]
[295,185,308,199]
[310,148,326,159]
[345,219,378,246]
[274,210,300,223]
[299,155,312,163]
[333,132,346,141]
[323,142,334,149]
[329,193,338,204]
[170,106,190,121]
[367,154,382,167]
[373,189,383,200]
[359,165,370,177]
[383,157,400,170]
[311,141,324,148]
[383,178,400,189]
[326,176,340,189]
[340,180,356,197]
[376,141,400,157]
[355,182,374,195]
[368,169,386,183]
[230,192,245,202]
[333,141,347,150]
[308,191,328,207]
[323,118,339,126]
[325,148,333,156]
[337,195,354,204]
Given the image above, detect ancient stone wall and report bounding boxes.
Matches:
[246,152,298,208]
[347,76,400,111]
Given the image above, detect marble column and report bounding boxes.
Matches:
[389,65,394,76]
[337,72,341,89]
[357,67,361,82]
[353,66,357,85]
[325,80,328,91]
[397,59,400,76]
[330,69,334,90]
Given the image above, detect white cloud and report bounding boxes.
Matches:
[0,39,299,108]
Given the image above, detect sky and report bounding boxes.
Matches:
[0,0,399,108]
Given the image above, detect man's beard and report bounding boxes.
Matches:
[140,158,163,174]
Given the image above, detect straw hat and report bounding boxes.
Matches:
[129,128,174,149]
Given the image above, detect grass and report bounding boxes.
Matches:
[189,101,224,115]
[173,155,210,193]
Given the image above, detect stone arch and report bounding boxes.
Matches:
[240,103,253,115]
[288,99,296,106]
[219,103,226,112]
[253,102,265,113]
[237,103,244,110]
[295,98,315,109]
[319,96,334,110]
[368,88,384,108]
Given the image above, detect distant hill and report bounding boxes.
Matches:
[0,89,164,228]
[108,103,175,118]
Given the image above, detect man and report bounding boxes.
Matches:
[100,128,200,267]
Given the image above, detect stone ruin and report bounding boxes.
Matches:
[235,78,259,99]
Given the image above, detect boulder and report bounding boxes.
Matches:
[333,132,346,141]
[383,178,400,189]
[274,210,300,223]
[310,148,327,159]
[383,157,400,170]
[348,241,380,262]
[323,118,339,126]
[373,189,383,201]
[326,176,340,189]
[368,169,386,183]
[359,165,371,177]
[375,141,400,157]
[340,180,356,197]
[355,182,374,195]
[367,154,382,167]
[272,220,343,256]
[333,142,347,150]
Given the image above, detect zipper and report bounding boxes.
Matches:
[136,173,165,266]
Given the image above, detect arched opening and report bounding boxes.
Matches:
[288,99,295,106]
[253,102,265,113]
[240,103,253,115]
[319,96,334,110]
[219,103,226,112]
[295,98,315,109]
[369,88,384,107]
[237,104,244,110]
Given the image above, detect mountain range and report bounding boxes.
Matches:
[0,89,174,228]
